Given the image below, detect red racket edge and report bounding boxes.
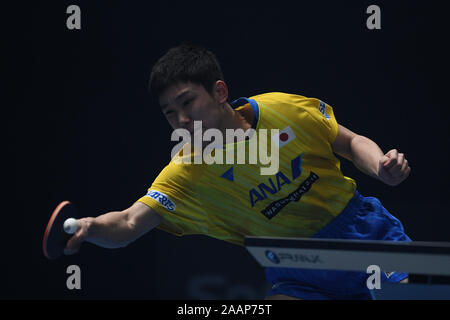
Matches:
[42,201,71,259]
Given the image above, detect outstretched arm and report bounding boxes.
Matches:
[64,201,162,255]
[331,124,411,186]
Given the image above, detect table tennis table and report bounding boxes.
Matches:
[245,237,450,299]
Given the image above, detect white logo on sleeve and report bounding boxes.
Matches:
[272,126,296,148]
[145,190,176,211]
[318,101,330,120]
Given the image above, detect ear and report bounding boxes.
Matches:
[213,80,228,104]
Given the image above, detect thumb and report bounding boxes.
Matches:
[379,155,390,167]
[64,220,88,255]
[64,232,84,255]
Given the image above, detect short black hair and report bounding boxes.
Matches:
[149,43,225,99]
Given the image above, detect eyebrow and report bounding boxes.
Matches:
[161,90,192,110]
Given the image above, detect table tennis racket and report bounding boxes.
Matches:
[43,201,80,260]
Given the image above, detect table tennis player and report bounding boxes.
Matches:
[63,43,412,300]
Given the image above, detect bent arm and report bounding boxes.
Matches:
[331,124,411,186]
[331,124,384,179]
[65,201,162,254]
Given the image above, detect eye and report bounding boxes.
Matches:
[164,110,174,116]
[183,98,194,106]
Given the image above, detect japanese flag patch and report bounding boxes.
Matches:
[272,126,296,148]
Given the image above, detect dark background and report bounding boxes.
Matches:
[7,0,450,299]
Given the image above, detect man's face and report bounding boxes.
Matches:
[159,82,225,136]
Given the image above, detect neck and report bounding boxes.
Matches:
[218,102,254,143]
[223,102,251,127]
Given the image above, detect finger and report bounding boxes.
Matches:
[386,149,399,158]
[400,158,408,172]
[64,236,81,255]
[389,160,404,178]
[383,150,399,170]
[390,162,411,186]
[383,158,395,170]
[392,153,405,172]
[64,228,86,255]
[398,153,404,164]
[404,165,411,178]
[391,160,409,182]
[401,162,411,179]
[379,155,390,166]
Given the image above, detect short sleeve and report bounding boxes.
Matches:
[137,161,207,237]
[303,98,339,144]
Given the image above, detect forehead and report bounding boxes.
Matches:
[159,82,205,108]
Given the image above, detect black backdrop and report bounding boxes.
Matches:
[7,0,450,299]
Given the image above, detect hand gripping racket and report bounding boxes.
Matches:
[43,201,80,259]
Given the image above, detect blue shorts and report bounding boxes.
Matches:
[265,190,412,300]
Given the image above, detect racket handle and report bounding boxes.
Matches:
[63,218,79,234]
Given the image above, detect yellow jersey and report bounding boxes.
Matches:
[137,92,356,246]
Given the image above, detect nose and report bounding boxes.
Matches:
[178,111,191,126]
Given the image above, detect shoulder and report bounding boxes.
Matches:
[250,91,305,101]
[250,92,321,114]
[251,92,318,106]
[155,151,206,184]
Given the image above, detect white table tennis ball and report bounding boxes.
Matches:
[63,218,79,234]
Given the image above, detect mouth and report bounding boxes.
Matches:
[183,122,207,138]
